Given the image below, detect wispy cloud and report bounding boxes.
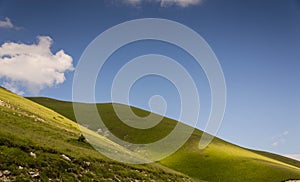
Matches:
[271,130,289,147]
[1,82,25,96]
[0,17,22,30]
[284,154,300,161]
[0,36,74,94]
[123,0,203,7]
[0,17,13,29]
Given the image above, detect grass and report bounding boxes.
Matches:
[0,87,192,181]
[28,96,300,182]
[160,133,300,181]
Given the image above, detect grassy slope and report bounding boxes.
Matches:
[252,150,300,168]
[0,87,192,181]
[28,97,300,182]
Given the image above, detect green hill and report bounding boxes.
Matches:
[28,97,300,182]
[0,87,191,181]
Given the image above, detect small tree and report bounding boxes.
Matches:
[77,134,86,142]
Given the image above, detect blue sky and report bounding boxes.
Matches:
[0,0,300,159]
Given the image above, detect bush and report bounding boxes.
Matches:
[77,134,86,143]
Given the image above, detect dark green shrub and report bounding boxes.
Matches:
[77,134,86,143]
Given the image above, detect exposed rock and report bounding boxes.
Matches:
[2,170,11,176]
[83,161,91,166]
[61,154,71,161]
[114,175,121,182]
[18,166,23,170]
[0,100,4,106]
[30,151,36,158]
[0,176,10,182]
[29,171,40,178]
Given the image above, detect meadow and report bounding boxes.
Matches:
[28,96,300,181]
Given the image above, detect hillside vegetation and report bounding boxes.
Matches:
[0,87,192,181]
[28,97,300,182]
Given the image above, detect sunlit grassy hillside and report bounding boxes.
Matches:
[29,97,300,182]
[0,87,191,181]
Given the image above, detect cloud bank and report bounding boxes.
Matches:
[124,0,203,7]
[0,17,14,29]
[0,36,74,94]
[285,154,300,161]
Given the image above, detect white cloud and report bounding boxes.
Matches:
[271,130,289,147]
[282,130,289,135]
[271,141,279,146]
[284,154,300,161]
[0,36,74,94]
[123,0,203,7]
[160,0,202,7]
[2,82,25,95]
[0,17,14,29]
[126,0,142,5]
